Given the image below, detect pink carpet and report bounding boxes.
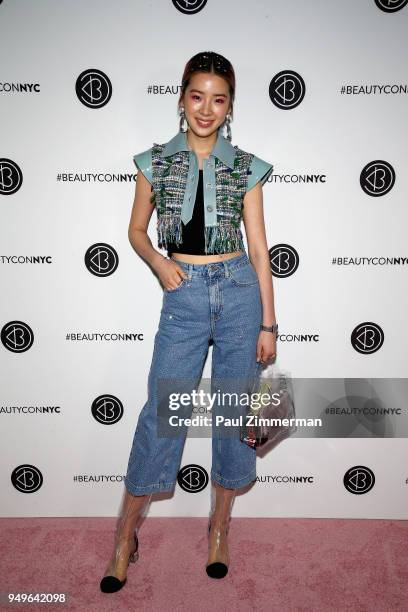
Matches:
[1,517,407,611]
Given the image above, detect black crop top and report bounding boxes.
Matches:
[167,169,206,257]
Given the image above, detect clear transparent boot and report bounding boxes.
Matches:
[100,489,152,593]
[206,481,236,579]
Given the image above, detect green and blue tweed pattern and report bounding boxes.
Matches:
[150,143,254,255]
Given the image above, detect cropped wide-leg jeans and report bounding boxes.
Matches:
[124,252,263,495]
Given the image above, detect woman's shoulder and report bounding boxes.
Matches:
[234,143,274,192]
[132,145,154,184]
[132,140,162,159]
[132,135,166,157]
[132,137,172,183]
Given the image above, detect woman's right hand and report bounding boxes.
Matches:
[154,257,189,291]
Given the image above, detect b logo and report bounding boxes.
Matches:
[11,465,43,493]
[269,70,305,110]
[374,0,408,12]
[1,321,34,353]
[172,0,207,14]
[269,244,299,278]
[92,395,124,425]
[84,243,119,277]
[0,159,23,195]
[351,322,384,354]
[177,464,208,492]
[344,466,375,494]
[360,160,395,197]
[75,69,112,109]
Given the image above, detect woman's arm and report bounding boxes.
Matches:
[128,171,165,271]
[128,169,188,288]
[242,182,277,362]
[242,181,277,327]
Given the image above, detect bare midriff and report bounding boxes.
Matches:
[170,250,244,264]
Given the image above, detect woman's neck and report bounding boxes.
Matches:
[186,128,217,158]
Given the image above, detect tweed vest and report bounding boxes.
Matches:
[149,142,255,255]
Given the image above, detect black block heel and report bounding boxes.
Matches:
[205,519,229,579]
[100,531,139,593]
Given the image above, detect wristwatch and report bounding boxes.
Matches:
[260,323,278,334]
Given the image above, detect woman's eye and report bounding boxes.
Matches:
[216,99,225,104]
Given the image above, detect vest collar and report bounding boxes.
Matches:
[162,127,236,169]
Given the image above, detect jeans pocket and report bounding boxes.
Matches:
[164,277,187,292]
[229,263,259,287]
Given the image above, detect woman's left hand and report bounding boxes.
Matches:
[256,331,277,364]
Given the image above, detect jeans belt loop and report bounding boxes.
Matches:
[223,260,230,277]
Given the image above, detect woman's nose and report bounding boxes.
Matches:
[202,101,212,114]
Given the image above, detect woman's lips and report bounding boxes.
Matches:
[196,118,214,127]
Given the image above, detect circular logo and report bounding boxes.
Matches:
[11,464,43,493]
[92,394,124,425]
[172,0,207,14]
[344,466,375,494]
[374,0,408,12]
[269,244,299,278]
[351,322,384,354]
[84,243,119,276]
[177,464,208,492]
[269,70,305,110]
[360,160,395,196]
[75,69,112,109]
[0,158,23,195]
[1,321,34,353]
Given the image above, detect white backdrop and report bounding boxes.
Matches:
[1,0,408,519]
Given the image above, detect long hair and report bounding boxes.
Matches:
[177,51,236,120]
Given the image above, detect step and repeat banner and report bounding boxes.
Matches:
[1,0,407,519]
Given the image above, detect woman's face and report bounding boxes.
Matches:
[182,71,231,137]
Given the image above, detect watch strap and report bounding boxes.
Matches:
[260,323,278,334]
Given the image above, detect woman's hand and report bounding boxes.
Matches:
[256,330,277,364]
[154,257,189,291]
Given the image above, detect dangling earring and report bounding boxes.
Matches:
[223,112,232,141]
[179,107,188,132]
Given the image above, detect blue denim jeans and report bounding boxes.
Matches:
[124,252,263,494]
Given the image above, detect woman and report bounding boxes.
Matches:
[100,51,277,592]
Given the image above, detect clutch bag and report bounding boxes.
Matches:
[240,368,297,448]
